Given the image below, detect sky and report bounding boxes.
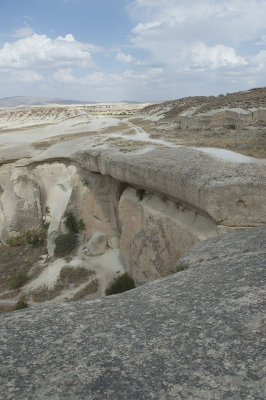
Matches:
[0,0,266,102]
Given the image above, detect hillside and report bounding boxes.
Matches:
[0,96,96,107]
[130,87,266,158]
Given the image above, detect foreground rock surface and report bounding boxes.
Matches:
[0,225,265,400]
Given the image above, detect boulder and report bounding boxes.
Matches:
[108,236,120,249]
[86,231,108,255]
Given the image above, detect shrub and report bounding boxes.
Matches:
[6,235,25,247]
[15,299,29,310]
[25,228,46,246]
[63,211,85,233]
[6,227,47,247]
[9,272,28,289]
[54,232,78,257]
[106,273,135,296]
[173,262,189,273]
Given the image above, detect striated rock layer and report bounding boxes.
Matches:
[0,226,265,399]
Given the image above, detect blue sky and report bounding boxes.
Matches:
[0,0,266,101]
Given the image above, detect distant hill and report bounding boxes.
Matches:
[0,96,96,107]
[120,100,141,104]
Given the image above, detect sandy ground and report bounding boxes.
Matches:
[1,105,265,164]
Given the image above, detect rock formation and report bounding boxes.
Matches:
[0,88,266,307]
[0,225,265,399]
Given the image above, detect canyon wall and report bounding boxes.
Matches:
[1,146,265,285]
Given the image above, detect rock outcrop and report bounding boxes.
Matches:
[0,175,43,243]
[119,187,217,284]
[1,89,266,304]
[1,225,265,399]
[1,144,266,284]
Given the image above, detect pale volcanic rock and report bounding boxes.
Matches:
[74,146,266,227]
[86,231,108,256]
[0,226,265,399]
[0,175,43,242]
[79,172,124,241]
[119,187,218,284]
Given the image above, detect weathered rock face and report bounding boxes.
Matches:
[0,175,42,243]
[0,145,266,284]
[74,147,266,227]
[0,226,265,400]
[79,171,124,240]
[179,108,261,130]
[119,187,217,284]
[86,231,108,255]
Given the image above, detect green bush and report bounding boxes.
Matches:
[173,262,189,273]
[63,211,85,233]
[54,232,78,257]
[15,299,29,310]
[9,272,28,289]
[106,273,135,296]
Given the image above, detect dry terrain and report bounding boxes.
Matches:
[0,89,265,313]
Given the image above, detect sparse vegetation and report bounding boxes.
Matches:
[106,273,135,296]
[31,267,95,302]
[6,227,47,247]
[15,299,29,310]
[8,272,28,289]
[173,262,189,273]
[54,232,78,257]
[63,211,85,233]
[72,279,99,300]
[54,212,85,257]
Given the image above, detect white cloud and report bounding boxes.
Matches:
[254,50,266,69]
[116,52,136,63]
[1,0,266,101]
[9,70,43,82]
[190,43,247,69]
[12,27,34,38]
[0,33,94,70]
[126,0,266,96]
[53,68,77,83]
[129,0,266,55]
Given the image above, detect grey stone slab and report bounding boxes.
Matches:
[0,226,265,399]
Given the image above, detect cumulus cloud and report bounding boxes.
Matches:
[125,0,266,97]
[190,43,247,69]
[116,52,136,63]
[53,68,77,83]
[1,0,266,101]
[129,0,258,68]
[0,33,94,70]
